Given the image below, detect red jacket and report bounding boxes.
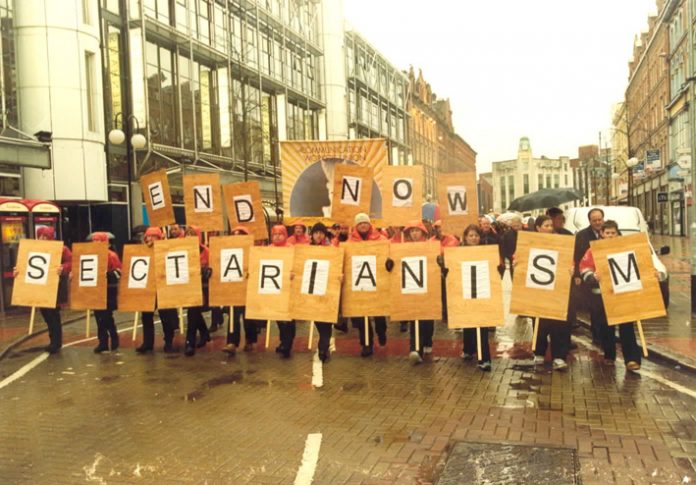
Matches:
[287,233,310,245]
[348,224,386,242]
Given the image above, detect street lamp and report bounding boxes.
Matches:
[625,157,639,206]
[108,113,146,151]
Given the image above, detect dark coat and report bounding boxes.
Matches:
[573,226,599,273]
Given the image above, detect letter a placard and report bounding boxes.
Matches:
[208,235,254,307]
[118,244,156,312]
[330,163,374,224]
[11,239,64,308]
[379,166,423,226]
[246,246,294,321]
[183,173,224,231]
[437,172,478,236]
[140,169,175,227]
[389,241,442,321]
[154,237,202,309]
[290,245,344,322]
[444,246,504,329]
[222,181,267,240]
[589,233,666,325]
[510,231,574,320]
[340,240,391,317]
[70,242,108,310]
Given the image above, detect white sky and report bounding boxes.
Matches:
[343,0,658,174]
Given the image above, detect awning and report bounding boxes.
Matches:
[0,135,50,169]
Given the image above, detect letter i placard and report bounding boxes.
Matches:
[12,239,64,309]
[118,244,156,312]
[153,237,203,309]
[290,245,344,323]
[69,242,108,311]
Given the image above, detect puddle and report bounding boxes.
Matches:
[183,370,245,401]
[99,375,120,383]
[341,382,365,392]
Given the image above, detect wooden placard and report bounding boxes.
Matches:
[222,181,267,239]
[437,172,479,236]
[444,246,504,328]
[182,172,224,231]
[70,242,108,310]
[340,240,391,317]
[153,237,202,309]
[208,235,254,307]
[509,231,574,321]
[245,246,294,321]
[11,239,64,308]
[389,241,442,321]
[330,163,374,224]
[118,244,156,312]
[290,245,344,323]
[140,169,175,227]
[379,165,423,226]
[590,233,666,325]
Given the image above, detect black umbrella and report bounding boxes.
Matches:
[508,188,583,211]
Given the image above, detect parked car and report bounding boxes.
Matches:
[564,205,670,307]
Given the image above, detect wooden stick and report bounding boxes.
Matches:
[415,320,420,352]
[28,307,36,335]
[364,316,369,347]
[178,307,184,333]
[308,321,314,349]
[265,320,271,348]
[531,317,539,352]
[229,306,234,335]
[131,312,139,341]
[636,320,648,357]
[85,310,91,338]
[476,327,483,361]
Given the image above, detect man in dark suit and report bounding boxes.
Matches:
[572,208,605,342]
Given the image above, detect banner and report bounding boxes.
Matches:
[589,233,666,325]
[437,172,479,237]
[509,231,574,321]
[330,163,374,224]
[183,173,224,231]
[222,181,267,240]
[245,246,294,321]
[11,239,63,308]
[208,235,254,307]
[379,165,423,226]
[340,240,391,317]
[290,245,344,323]
[118,244,156,312]
[140,169,175,227]
[70,242,108,310]
[389,241,442,321]
[279,139,388,224]
[154,237,202,309]
[444,246,504,328]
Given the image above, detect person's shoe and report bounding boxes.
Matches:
[477,361,492,372]
[163,342,175,353]
[360,345,373,357]
[184,345,195,357]
[533,355,545,365]
[135,344,153,354]
[208,322,219,333]
[110,338,119,352]
[423,346,432,354]
[93,344,109,354]
[461,352,474,361]
[409,351,423,365]
[626,361,641,372]
[552,358,568,371]
[243,343,255,352]
[318,349,330,363]
[196,335,211,348]
[275,345,285,354]
[222,343,237,355]
[400,322,408,333]
[280,347,291,358]
[377,333,387,346]
[45,345,61,354]
[334,322,348,333]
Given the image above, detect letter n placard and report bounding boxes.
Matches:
[183,173,224,231]
[444,246,504,329]
[11,239,64,308]
[70,242,108,310]
[379,165,423,226]
[140,169,175,227]
[437,172,478,236]
[510,231,574,320]
[118,244,156,312]
[340,240,391,317]
[589,233,666,325]
[389,241,442,321]
[245,246,294,321]
[154,237,202,309]
[290,245,344,322]
[222,181,267,240]
[208,235,254,307]
[330,163,374,224]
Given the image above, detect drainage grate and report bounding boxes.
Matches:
[436,442,580,485]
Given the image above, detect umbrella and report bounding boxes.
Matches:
[421,202,440,222]
[86,231,116,241]
[508,188,583,212]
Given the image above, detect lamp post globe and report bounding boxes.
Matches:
[131,133,147,149]
[108,129,126,145]
[626,157,639,168]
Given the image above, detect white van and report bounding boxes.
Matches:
[563,205,670,307]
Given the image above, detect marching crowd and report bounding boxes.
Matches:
[20,206,656,374]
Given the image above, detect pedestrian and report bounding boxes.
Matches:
[499,215,521,279]
[309,222,337,362]
[573,208,605,343]
[90,232,122,353]
[287,221,310,245]
[478,215,500,245]
[135,227,180,354]
[330,223,349,247]
[547,207,577,352]
[579,220,643,371]
[531,216,571,371]
[169,223,185,238]
[270,224,296,358]
[183,225,211,357]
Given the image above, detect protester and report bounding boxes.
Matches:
[270,224,296,358]
[183,225,212,356]
[546,207,572,236]
[573,208,605,343]
[308,222,336,362]
[169,224,185,238]
[331,223,350,247]
[90,232,122,353]
[287,222,310,245]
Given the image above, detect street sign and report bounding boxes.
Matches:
[647,149,661,169]
[657,192,668,203]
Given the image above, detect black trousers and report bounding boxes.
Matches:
[227,306,260,346]
[590,293,641,363]
[314,322,333,353]
[141,309,178,347]
[408,320,434,353]
[462,327,491,362]
[94,310,119,349]
[277,321,295,350]
[211,306,225,326]
[351,316,386,347]
[39,308,62,349]
[534,318,569,360]
[186,307,211,347]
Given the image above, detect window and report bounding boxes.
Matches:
[508,175,515,200]
[523,174,529,194]
[538,173,543,189]
[546,174,551,188]
[500,178,506,210]
[84,51,97,132]
[565,174,568,186]
[82,0,93,25]
[146,43,178,146]
[554,174,560,188]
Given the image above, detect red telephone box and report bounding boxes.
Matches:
[26,200,62,240]
[0,199,30,313]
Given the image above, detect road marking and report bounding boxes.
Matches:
[311,352,323,388]
[294,433,322,485]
